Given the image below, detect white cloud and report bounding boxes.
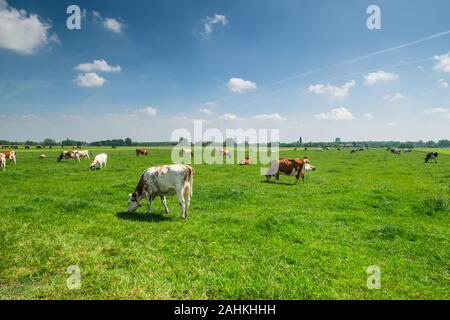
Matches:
[227,78,257,93]
[138,106,157,116]
[103,18,123,34]
[363,113,373,119]
[254,113,286,121]
[198,108,213,116]
[307,80,355,99]
[438,79,448,88]
[434,51,450,73]
[0,0,58,54]
[423,108,448,114]
[315,107,355,120]
[201,14,228,38]
[383,92,405,102]
[75,59,121,73]
[218,113,238,120]
[74,73,106,87]
[363,71,399,86]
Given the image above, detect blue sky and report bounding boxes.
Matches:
[0,0,449,142]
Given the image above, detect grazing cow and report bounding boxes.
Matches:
[239,157,252,165]
[265,158,309,184]
[425,152,438,163]
[0,153,6,171]
[136,148,148,156]
[38,154,46,159]
[0,151,16,165]
[128,164,194,219]
[390,148,401,155]
[351,149,358,154]
[57,151,80,163]
[89,153,107,170]
[36,145,43,149]
[75,150,90,160]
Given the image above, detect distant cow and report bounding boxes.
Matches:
[136,148,148,156]
[0,153,6,171]
[391,148,401,155]
[128,164,194,219]
[24,145,30,149]
[265,158,310,184]
[351,149,358,154]
[217,148,231,158]
[239,157,252,165]
[57,151,80,163]
[36,145,43,149]
[425,152,438,163]
[89,153,108,170]
[0,150,16,165]
[38,154,46,159]
[75,150,90,160]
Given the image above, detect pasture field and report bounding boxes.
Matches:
[415,148,450,156]
[0,147,449,300]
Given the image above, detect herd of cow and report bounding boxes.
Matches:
[0,147,442,219]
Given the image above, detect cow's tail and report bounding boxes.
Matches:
[186,166,194,197]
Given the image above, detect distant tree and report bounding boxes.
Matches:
[125,137,132,146]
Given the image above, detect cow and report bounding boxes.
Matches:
[0,153,6,171]
[351,149,358,154]
[128,164,194,219]
[25,145,30,149]
[74,150,90,160]
[239,157,252,165]
[89,153,107,170]
[391,148,401,155]
[36,145,43,149]
[136,148,148,156]
[219,148,231,158]
[425,152,438,163]
[0,151,16,165]
[57,151,80,163]
[265,158,310,184]
[38,154,46,159]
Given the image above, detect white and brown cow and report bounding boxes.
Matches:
[265,157,311,184]
[57,151,80,163]
[0,150,16,165]
[74,150,90,160]
[128,164,194,219]
[0,153,6,171]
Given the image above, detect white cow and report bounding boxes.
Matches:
[182,148,192,156]
[89,153,108,170]
[75,150,90,160]
[0,153,6,171]
[128,164,194,219]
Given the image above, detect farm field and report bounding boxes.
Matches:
[0,147,449,299]
[415,148,450,155]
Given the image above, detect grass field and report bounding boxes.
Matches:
[0,147,449,299]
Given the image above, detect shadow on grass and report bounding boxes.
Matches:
[116,211,173,222]
[260,180,298,186]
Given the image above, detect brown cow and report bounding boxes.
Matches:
[136,148,148,156]
[265,157,309,184]
[0,150,16,165]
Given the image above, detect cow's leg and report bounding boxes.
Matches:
[176,189,186,219]
[265,175,271,182]
[275,173,280,183]
[146,196,153,216]
[183,186,191,218]
[160,196,169,214]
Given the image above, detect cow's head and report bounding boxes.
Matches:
[57,153,64,162]
[128,193,142,212]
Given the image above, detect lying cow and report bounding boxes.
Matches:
[0,153,6,171]
[136,148,148,156]
[128,164,194,219]
[265,157,310,184]
[58,151,80,163]
[0,150,16,165]
[89,153,107,170]
[425,152,438,163]
[75,150,90,160]
[239,157,252,165]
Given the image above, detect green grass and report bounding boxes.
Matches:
[0,147,449,299]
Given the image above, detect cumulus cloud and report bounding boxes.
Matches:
[307,80,355,99]
[363,71,399,86]
[0,0,58,54]
[438,79,448,88]
[383,92,405,102]
[75,59,121,73]
[92,11,124,34]
[74,72,106,87]
[201,14,228,38]
[227,78,257,93]
[434,51,450,72]
[254,113,286,121]
[315,107,355,120]
[138,106,157,116]
[218,113,238,120]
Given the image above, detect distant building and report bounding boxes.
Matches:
[335,137,341,144]
[299,136,303,145]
